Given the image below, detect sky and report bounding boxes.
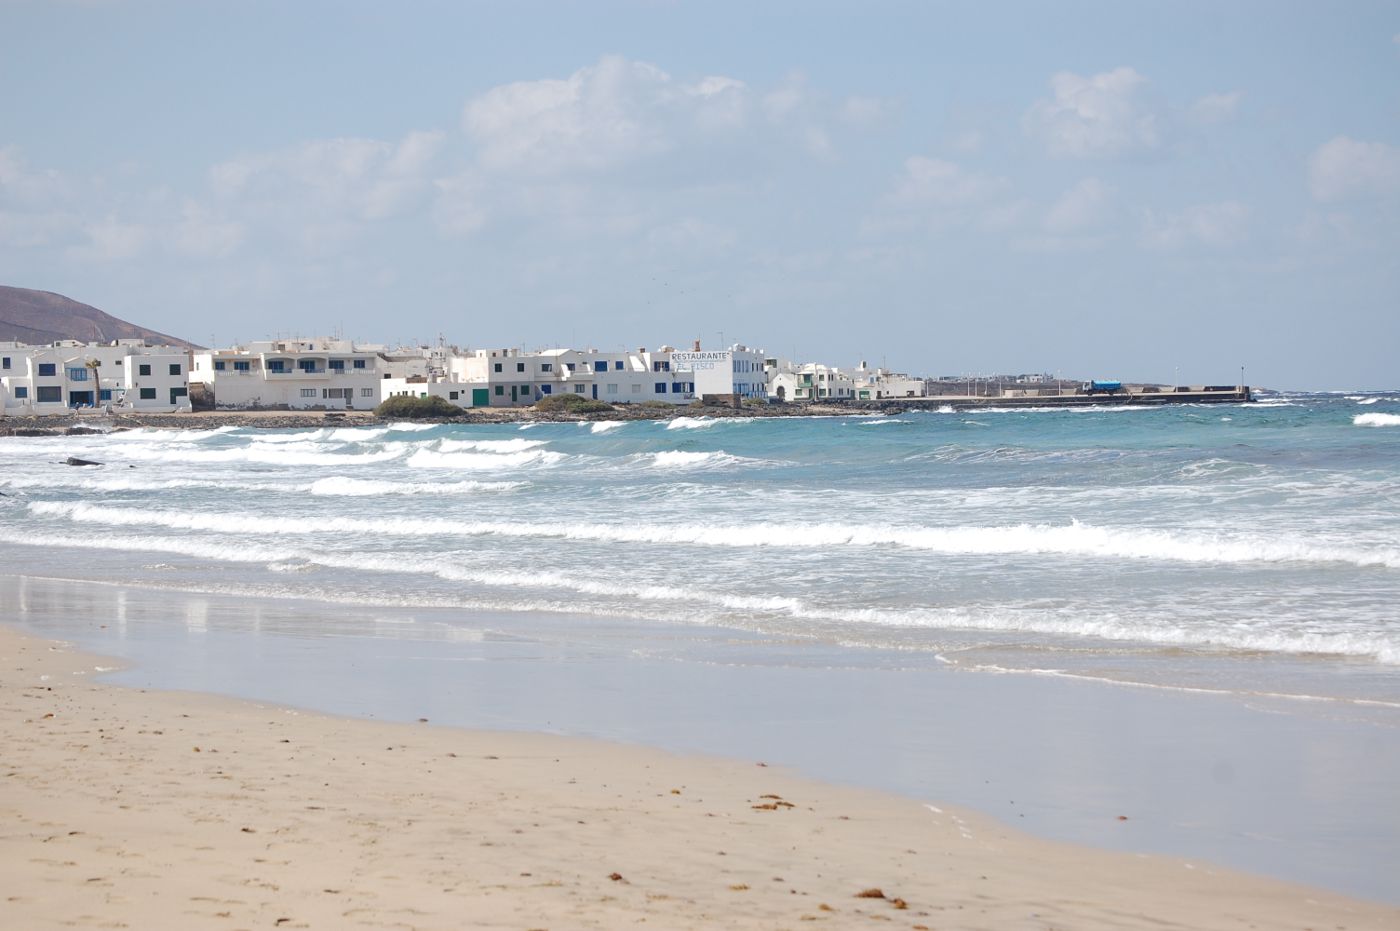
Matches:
[1,1,1397,389]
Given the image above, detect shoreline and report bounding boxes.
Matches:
[4,622,1397,930]
[0,388,1266,435]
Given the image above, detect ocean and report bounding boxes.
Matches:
[2,393,1399,898]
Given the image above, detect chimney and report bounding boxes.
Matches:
[693,338,701,351]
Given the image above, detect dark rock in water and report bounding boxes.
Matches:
[65,426,104,436]
[64,457,102,467]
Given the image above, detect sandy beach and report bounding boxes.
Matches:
[3,624,1396,930]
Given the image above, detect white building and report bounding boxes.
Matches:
[851,362,926,401]
[384,345,714,409]
[669,344,768,401]
[766,361,855,402]
[1,340,192,415]
[191,338,412,410]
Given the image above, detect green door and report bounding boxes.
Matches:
[472,388,489,407]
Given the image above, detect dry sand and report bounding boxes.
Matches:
[3,625,1395,931]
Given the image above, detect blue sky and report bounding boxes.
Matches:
[2,1,1397,389]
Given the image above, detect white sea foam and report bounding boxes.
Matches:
[436,438,548,453]
[667,417,718,430]
[405,448,564,469]
[385,422,439,432]
[1355,413,1400,427]
[590,421,624,433]
[307,477,524,496]
[26,502,1400,570]
[110,442,408,466]
[647,450,751,469]
[853,418,911,426]
[1356,397,1381,405]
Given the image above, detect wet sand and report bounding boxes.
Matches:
[3,624,1396,930]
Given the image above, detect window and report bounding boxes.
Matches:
[494,363,502,373]
[169,363,181,376]
[300,388,316,397]
[138,364,151,376]
[37,386,61,402]
[298,359,317,373]
[267,360,285,373]
[631,384,641,394]
[574,384,584,394]
[170,387,188,403]
[606,383,618,394]
[353,359,366,369]
[653,361,669,372]
[614,360,624,370]
[672,382,685,394]
[541,384,552,394]
[517,362,525,372]
[14,386,27,399]
[540,363,552,373]
[233,360,251,372]
[360,388,373,397]
[494,385,504,396]
[68,367,88,381]
[99,389,112,401]
[329,359,344,371]
[449,391,459,400]
[38,363,56,376]
[139,387,156,400]
[1,356,9,369]
[655,382,667,394]
[213,360,226,371]
[593,360,607,373]
[564,362,575,372]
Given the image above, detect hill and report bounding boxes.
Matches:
[0,286,195,348]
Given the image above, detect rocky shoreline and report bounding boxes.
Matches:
[0,402,863,436]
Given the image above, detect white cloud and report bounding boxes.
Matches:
[839,95,892,126]
[890,156,1009,208]
[1308,136,1400,202]
[168,201,244,258]
[432,173,488,236]
[78,216,151,261]
[464,56,682,174]
[1043,178,1114,233]
[1188,91,1243,126]
[1141,201,1249,250]
[211,131,442,221]
[1024,67,1161,158]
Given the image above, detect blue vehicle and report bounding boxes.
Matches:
[1086,380,1123,394]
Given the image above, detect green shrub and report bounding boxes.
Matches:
[534,394,613,414]
[374,394,462,419]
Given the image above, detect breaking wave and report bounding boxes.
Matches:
[25,502,1400,570]
[1355,413,1400,427]
[307,477,525,496]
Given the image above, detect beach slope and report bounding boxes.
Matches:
[2,625,1394,930]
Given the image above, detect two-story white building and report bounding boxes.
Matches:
[191,338,411,410]
[1,340,192,415]
[670,344,768,402]
[851,362,926,401]
[767,361,855,402]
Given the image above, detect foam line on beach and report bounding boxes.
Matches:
[27,501,1400,570]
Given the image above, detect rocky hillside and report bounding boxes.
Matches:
[0,286,195,347]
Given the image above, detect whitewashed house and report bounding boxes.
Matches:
[1,340,192,415]
[191,338,398,410]
[851,362,926,400]
[766,361,855,402]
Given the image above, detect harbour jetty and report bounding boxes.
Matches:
[866,384,1252,412]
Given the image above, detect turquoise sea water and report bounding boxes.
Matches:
[3,393,1400,899]
[3,393,1399,702]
